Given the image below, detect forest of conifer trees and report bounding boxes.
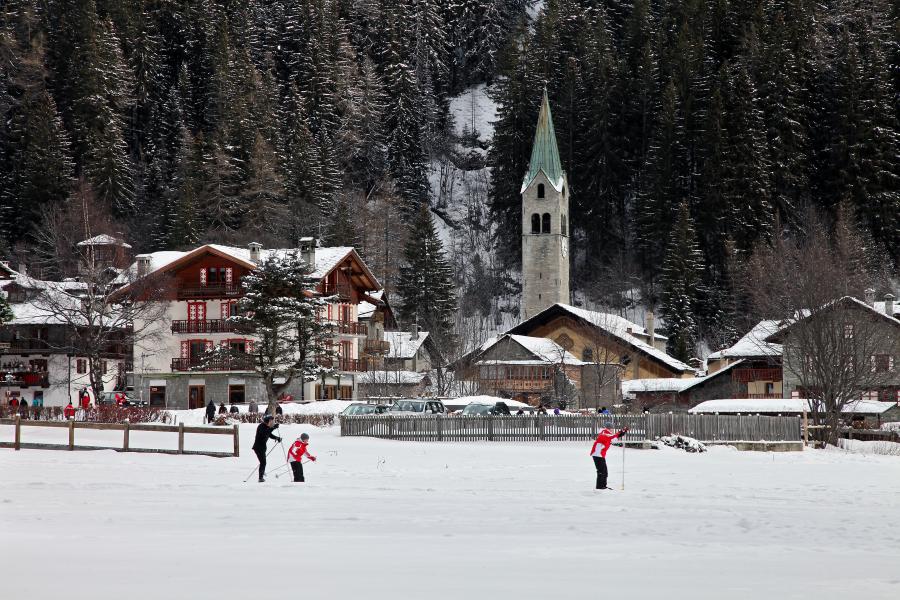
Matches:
[1,0,897,357]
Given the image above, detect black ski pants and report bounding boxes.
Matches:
[593,456,608,489]
[290,461,305,482]
[255,447,267,480]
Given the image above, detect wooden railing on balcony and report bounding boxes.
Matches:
[363,339,391,354]
[177,284,243,299]
[171,319,242,334]
[480,379,553,392]
[745,393,783,399]
[732,368,782,383]
[316,356,368,372]
[323,280,352,299]
[171,356,255,372]
[331,321,367,336]
[0,370,49,387]
[1,340,52,353]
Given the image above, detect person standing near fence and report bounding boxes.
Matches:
[286,433,316,483]
[590,423,628,490]
[252,415,281,482]
[64,401,76,420]
[205,400,216,424]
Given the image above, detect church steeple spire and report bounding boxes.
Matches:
[521,89,564,193]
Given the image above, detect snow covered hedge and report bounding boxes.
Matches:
[217,413,335,427]
[659,435,707,453]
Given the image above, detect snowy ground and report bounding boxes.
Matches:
[2,424,899,600]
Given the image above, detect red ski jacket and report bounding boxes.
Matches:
[64,404,76,419]
[589,428,622,458]
[287,440,315,462]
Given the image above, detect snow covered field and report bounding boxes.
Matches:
[2,424,899,600]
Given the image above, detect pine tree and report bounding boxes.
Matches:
[397,203,458,341]
[661,202,705,362]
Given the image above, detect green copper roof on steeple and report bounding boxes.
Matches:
[521,89,565,193]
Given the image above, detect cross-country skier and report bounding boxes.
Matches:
[252,415,281,482]
[286,433,317,483]
[590,423,628,490]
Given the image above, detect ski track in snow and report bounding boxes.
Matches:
[1,423,899,599]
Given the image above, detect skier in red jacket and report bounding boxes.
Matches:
[286,433,316,482]
[64,401,76,420]
[590,424,628,490]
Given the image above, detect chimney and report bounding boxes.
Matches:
[865,288,876,306]
[885,293,895,318]
[136,254,151,278]
[299,237,316,271]
[17,263,27,277]
[410,322,419,340]
[646,310,656,345]
[248,242,262,264]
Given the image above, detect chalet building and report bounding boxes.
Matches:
[76,234,132,279]
[0,270,126,407]
[706,320,783,399]
[115,239,382,408]
[504,303,694,381]
[623,360,766,411]
[454,333,621,408]
[767,296,900,403]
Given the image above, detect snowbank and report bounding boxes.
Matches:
[443,395,531,409]
[171,400,356,425]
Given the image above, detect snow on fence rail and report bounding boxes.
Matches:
[0,416,240,457]
[339,414,802,443]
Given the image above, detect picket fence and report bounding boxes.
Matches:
[339,413,802,443]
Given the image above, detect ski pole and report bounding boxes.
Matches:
[621,425,626,491]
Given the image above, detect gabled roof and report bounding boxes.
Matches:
[114,244,380,293]
[765,296,900,343]
[708,320,782,361]
[475,334,586,366]
[385,330,430,359]
[521,89,565,193]
[507,303,692,374]
[690,398,898,415]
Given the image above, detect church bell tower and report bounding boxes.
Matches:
[521,90,570,320]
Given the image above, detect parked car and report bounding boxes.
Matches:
[389,399,446,415]
[462,402,511,416]
[341,403,389,416]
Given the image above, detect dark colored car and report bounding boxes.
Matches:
[462,402,511,416]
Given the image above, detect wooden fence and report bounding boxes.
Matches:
[0,416,239,458]
[340,413,802,443]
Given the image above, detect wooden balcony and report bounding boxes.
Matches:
[171,356,255,372]
[332,321,367,336]
[0,370,49,387]
[316,356,368,372]
[323,280,351,299]
[732,368,782,383]
[0,340,52,354]
[479,379,553,392]
[744,393,783,399]
[171,319,243,334]
[177,284,243,300]
[363,339,391,354]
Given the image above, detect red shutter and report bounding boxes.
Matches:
[200,268,207,286]
[205,340,213,352]
[181,341,189,358]
[225,267,233,285]
[221,302,228,319]
[246,339,254,353]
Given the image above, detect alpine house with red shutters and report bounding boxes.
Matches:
[114,239,384,409]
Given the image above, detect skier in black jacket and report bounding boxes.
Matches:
[252,415,281,482]
[205,400,216,424]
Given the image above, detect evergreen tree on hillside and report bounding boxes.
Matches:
[397,203,458,341]
[661,202,705,363]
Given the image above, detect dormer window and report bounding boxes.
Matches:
[537,183,545,198]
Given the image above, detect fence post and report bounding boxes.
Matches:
[487,416,494,442]
[123,421,130,452]
[538,416,545,441]
[14,414,21,450]
[388,416,395,440]
[802,411,808,448]
[68,420,75,450]
[233,424,240,457]
[436,415,442,442]
[178,422,185,454]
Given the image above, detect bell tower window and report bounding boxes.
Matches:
[561,214,567,236]
[542,213,551,234]
[531,213,540,234]
[537,183,545,199]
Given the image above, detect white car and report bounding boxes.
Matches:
[388,399,446,416]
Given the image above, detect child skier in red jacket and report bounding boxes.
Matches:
[287,433,317,483]
[590,424,628,490]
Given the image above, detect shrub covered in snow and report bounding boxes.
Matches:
[660,435,707,453]
[219,412,335,427]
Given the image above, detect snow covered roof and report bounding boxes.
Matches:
[114,244,379,290]
[77,234,132,248]
[442,395,532,409]
[508,334,584,365]
[358,290,384,320]
[385,330,430,359]
[622,377,704,395]
[873,300,899,317]
[708,320,782,361]
[690,398,898,415]
[509,304,692,374]
[358,371,429,385]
